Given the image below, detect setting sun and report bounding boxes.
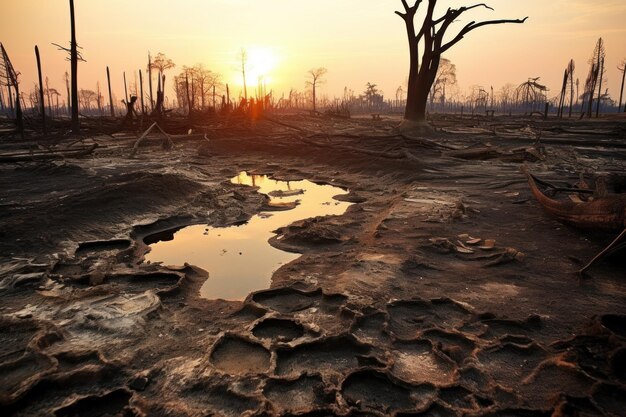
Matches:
[237,46,279,89]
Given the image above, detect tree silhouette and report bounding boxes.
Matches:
[305,67,327,112]
[395,0,526,129]
[618,59,626,113]
[149,52,175,115]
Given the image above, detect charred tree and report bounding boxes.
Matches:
[148,53,154,112]
[306,67,327,112]
[396,0,526,129]
[106,66,114,117]
[123,71,129,103]
[584,38,605,118]
[185,73,192,115]
[35,46,47,134]
[557,67,568,118]
[69,0,79,133]
[1,43,24,138]
[139,69,145,115]
[568,60,575,117]
[619,60,626,113]
[148,53,174,117]
[596,56,604,118]
[64,71,70,115]
[121,96,138,128]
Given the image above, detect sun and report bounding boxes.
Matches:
[244,47,278,86]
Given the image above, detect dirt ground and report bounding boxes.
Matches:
[0,113,625,417]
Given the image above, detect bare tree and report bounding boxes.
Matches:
[63,71,70,115]
[149,52,175,115]
[35,46,46,133]
[429,57,457,109]
[594,38,606,117]
[617,59,625,113]
[498,83,516,114]
[305,67,327,112]
[516,77,548,112]
[0,43,23,137]
[582,38,605,118]
[567,60,575,117]
[69,0,79,132]
[557,60,574,118]
[79,89,96,111]
[53,1,84,130]
[395,0,526,128]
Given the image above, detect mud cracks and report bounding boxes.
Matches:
[2,267,626,416]
[1,212,625,416]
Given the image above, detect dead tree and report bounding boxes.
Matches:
[2,47,14,116]
[148,53,174,117]
[557,67,568,118]
[139,69,145,115]
[557,60,574,118]
[516,77,547,113]
[35,46,47,134]
[568,60,575,117]
[123,71,129,103]
[0,43,24,138]
[583,38,605,118]
[64,71,70,115]
[619,60,626,113]
[305,67,327,112]
[148,53,154,112]
[121,96,138,128]
[69,0,79,133]
[396,0,526,127]
[106,66,114,117]
[185,73,192,115]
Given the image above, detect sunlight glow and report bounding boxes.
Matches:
[238,46,278,88]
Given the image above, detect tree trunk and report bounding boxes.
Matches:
[618,65,625,114]
[148,53,154,112]
[35,46,47,134]
[139,69,145,115]
[0,84,4,114]
[596,57,603,118]
[123,72,129,104]
[185,73,191,115]
[106,67,114,117]
[69,0,79,134]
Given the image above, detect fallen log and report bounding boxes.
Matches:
[0,143,98,163]
[524,168,626,231]
[524,167,626,274]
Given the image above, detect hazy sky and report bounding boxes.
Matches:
[1,0,625,104]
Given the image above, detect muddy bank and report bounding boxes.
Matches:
[0,114,625,416]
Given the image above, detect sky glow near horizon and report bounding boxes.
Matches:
[1,0,625,104]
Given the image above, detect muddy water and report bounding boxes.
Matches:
[145,172,351,300]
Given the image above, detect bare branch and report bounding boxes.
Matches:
[52,42,87,62]
[434,3,495,26]
[441,16,528,53]
[396,0,422,20]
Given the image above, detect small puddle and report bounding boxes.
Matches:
[144,172,352,300]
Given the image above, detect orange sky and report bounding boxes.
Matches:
[1,1,625,105]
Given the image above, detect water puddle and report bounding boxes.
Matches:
[144,172,352,300]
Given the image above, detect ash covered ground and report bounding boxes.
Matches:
[1,114,625,416]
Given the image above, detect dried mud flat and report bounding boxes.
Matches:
[1,114,625,417]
